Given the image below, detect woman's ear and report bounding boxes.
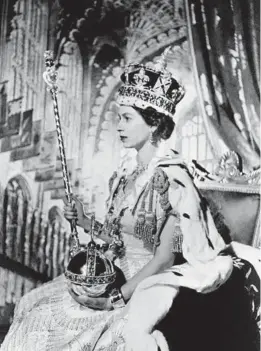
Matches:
[149,126,160,146]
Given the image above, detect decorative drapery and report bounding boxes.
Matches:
[185,0,260,171]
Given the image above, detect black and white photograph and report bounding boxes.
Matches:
[0,0,260,350]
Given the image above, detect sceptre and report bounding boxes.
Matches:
[43,50,80,257]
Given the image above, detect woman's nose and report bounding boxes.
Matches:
[117,120,124,132]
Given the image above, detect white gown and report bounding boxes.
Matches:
[1,150,233,350]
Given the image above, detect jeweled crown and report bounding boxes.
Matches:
[116,47,185,118]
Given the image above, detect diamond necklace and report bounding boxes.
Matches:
[132,163,148,177]
[120,163,148,194]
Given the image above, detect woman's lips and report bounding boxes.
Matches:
[120,136,127,141]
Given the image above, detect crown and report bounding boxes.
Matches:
[116,47,185,118]
[65,216,116,297]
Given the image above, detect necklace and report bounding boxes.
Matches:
[124,163,148,188]
[132,163,148,177]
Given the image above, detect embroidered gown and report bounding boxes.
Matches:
[1,150,233,351]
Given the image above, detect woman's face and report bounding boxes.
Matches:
[117,105,152,150]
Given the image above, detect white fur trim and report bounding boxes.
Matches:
[152,330,170,351]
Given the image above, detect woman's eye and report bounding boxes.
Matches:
[117,114,131,122]
[124,115,131,122]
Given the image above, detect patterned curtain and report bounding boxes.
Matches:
[185,0,260,170]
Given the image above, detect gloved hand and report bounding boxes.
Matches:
[63,195,86,228]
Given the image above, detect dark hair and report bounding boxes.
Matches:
[133,106,175,140]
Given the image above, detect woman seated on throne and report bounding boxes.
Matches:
[1,50,257,351]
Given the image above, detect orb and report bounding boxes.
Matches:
[65,241,116,297]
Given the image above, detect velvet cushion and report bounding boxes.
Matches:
[199,189,260,246]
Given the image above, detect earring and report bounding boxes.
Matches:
[149,129,157,145]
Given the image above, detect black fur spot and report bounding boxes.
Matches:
[173,179,185,187]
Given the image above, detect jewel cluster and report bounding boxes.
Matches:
[65,270,116,285]
[118,85,176,115]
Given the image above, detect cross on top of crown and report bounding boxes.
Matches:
[134,68,149,87]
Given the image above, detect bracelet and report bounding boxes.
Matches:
[109,288,126,309]
[84,216,103,236]
[84,226,102,237]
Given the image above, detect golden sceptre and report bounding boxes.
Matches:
[43,50,80,257]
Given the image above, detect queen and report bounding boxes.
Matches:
[1,49,244,351]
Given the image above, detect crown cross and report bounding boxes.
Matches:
[134,68,149,87]
[153,74,172,95]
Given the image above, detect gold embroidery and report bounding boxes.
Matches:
[134,209,146,239]
[108,171,118,193]
[134,180,157,245]
[152,170,184,253]
[168,206,183,253]
[152,167,171,211]
[172,225,183,253]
